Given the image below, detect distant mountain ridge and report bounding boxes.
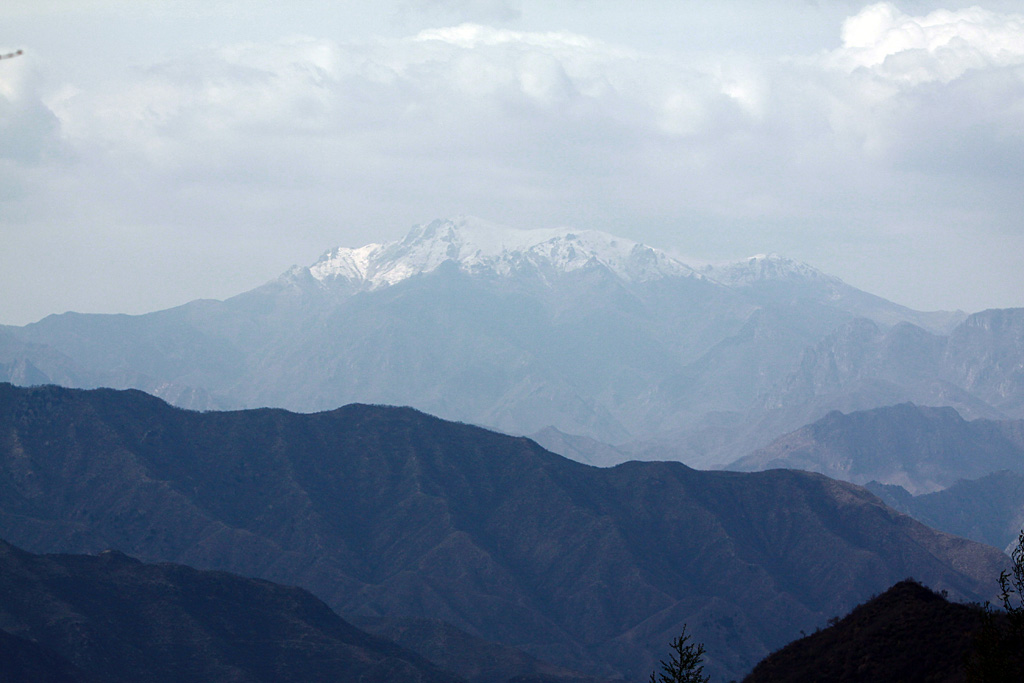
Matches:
[866,473,1024,554]
[4,216,1018,465]
[731,403,1024,494]
[0,383,1009,681]
[759,311,1024,422]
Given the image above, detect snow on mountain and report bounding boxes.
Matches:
[304,216,699,288]
[296,215,852,299]
[699,253,841,288]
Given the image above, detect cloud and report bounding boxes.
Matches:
[0,57,63,166]
[806,3,1024,183]
[23,6,1024,226]
[40,25,763,228]
[396,0,521,24]
[833,3,1024,83]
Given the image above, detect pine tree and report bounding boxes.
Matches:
[649,625,710,683]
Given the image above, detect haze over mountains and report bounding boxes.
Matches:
[0,383,1009,682]
[867,472,1024,556]
[729,402,1024,556]
[7,1,1024,678]
[3,216,1021,678]
[2,217,1020,467]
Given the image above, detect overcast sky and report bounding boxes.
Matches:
[2,1,1023,324]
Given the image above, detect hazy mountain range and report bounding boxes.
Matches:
[722,402,1024,554]
[0,383,1009,681]
[866,473,1024,556]
[731,403,1024,495]
[3,217,1021,679]
[6,217,1019,466]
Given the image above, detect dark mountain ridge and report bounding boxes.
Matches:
[742,580,996,683]
[0,538,461,683]
[352,616,605,683]
[0,382,1009,681]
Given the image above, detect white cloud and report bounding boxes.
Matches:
[802,3,1024,181]
[0,56,63,164]
[21,8,1024,208]
[43,25,764,203]
[832,2,1024,83]
[397,0,521,24]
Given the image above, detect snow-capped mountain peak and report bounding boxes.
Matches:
[304,217,698,288]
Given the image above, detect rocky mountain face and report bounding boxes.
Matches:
[741,580,996,683]
[0,383,1009,682]
[730,403,1024,494]
[750,311,1024,447]
[0,539,461,683]
[6,217,1012,467]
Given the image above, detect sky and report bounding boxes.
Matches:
[1,0,1023,325]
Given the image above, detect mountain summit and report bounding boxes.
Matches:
[303,216,699,288]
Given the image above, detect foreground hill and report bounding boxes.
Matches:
[0,539,460,683]
[731,403,1024,494]
[0,383,1008,681]
[742,580,1009,682]
[6,216,1004,466]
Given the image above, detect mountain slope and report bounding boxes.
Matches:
[753,311,1024,443]
[741,580,994,683]
[0,383,1009,681]
[0,539,461,683]
[866,472,1024,554]
[731,403,1024,494]
[701,254,963,333]
[528,426,630,468]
